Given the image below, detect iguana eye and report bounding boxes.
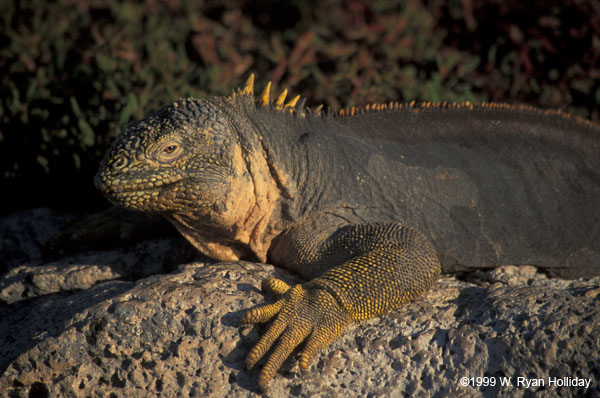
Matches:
[164,144,177,154]
[156,140,183,161]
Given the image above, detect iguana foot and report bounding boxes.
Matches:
[239,277,353,391]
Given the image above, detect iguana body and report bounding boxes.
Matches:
[94,75,600,390]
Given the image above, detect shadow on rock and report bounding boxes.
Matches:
[0,279,134,373]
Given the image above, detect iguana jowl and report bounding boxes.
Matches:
[94,75,600,390]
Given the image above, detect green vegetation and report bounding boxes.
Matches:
[1,0,598,211]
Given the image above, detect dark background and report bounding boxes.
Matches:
[1,0,599,214]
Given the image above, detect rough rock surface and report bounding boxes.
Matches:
[1,208,599,397]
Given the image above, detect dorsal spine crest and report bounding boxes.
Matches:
[232,74,596,127]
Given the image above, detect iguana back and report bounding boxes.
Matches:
[263,103,600,278]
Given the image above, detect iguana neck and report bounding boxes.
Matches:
[239,103,348,223]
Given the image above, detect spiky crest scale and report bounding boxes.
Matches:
[259,81,272,106]
[285,95,301,109]
[240,74,254,96]
[274,89,288,109]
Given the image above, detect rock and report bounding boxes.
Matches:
[0,208,199,305]
[0,208,68,273]
[1,209,599,397]
[0,240,194,305]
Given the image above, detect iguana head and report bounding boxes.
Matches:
[95,75,302,261]
[95,75,306,216]
[95,96,240,214]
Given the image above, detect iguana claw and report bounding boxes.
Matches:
[239,277,352,391]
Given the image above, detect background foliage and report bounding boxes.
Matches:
[1,0,599,212]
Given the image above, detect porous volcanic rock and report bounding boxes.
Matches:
[1,209,599,397]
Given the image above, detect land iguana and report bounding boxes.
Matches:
[86,75,600,390]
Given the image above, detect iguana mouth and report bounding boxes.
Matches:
[95,174,184,195]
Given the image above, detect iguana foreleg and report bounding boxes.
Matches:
[239,222,441,390]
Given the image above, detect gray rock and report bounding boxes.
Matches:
[1,209,599,397]
[0,208,198,305]
[0,208,68,271]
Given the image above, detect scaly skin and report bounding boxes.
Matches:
[94,75,600,391]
